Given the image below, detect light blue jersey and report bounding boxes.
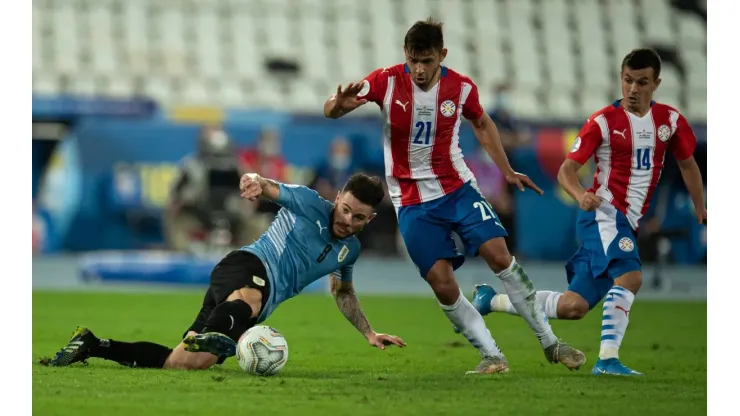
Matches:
[241,183,361,323]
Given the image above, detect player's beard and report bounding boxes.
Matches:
[329,208,354,239]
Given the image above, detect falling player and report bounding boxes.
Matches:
[324,18,585,374]
[472,48,707,376]
[47,173,406,369]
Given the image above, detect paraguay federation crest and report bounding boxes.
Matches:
[657,124,671,142]
[440,100,456,117]
[338,245,349,262]
[618,237,635,252]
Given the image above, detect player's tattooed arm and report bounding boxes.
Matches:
[330,276,374,338]
[240,173,281,201]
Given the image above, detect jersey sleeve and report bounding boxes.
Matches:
[355,68,389,106]
[276,183,326,218]
[331,263,355,282]
[567,117,604,165]
[668,112,697,161]
[330,244,360,282]
[461,79,485,120]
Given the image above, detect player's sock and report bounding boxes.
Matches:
[491,291,561,319]
[496,257,558,348]
[440,289,503,358]
[203,299,255,342]
[599,286,635,360]
[90,339,173,368]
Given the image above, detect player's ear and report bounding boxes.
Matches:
[439,48,448,62]
[367,212,377,223]
[654,77,661,90]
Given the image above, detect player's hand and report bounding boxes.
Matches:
[505,171,543,195]
[239,174,262,201]
[367,332,407,350]
[333,82,368,112]
[578,192,602,211]
[696,206,707,224]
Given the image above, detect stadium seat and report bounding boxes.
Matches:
[30,0,706,122]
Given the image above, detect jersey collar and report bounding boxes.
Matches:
[403,64,448,77]
[613,99,656,108]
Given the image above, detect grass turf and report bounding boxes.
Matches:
[33,291,706,415]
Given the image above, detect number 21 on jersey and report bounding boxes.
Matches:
[413,121,432,145]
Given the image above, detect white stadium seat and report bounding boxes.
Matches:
[30,0,705,121]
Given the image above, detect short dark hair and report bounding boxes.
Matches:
[404,17,444,56]
[621,48,662,79]
[342,173,385,209]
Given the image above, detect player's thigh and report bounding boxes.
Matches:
[164,334,220,370]
[449,183,509,260]
[565,246,614,311]
[579,204,641,277]
[397,204,462,278]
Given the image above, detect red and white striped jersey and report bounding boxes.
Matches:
[357,64,484,207]
[567,100,697,230]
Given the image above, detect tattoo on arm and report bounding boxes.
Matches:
[331,277,372,337]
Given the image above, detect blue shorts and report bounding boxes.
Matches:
[565,203,642,309]
[397,181,508,278]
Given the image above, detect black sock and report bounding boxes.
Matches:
[203,299,255,341]
[90,339,173,368]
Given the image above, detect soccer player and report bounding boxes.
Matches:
[47,173,406,369]
[472,48,707,376]
[323,18,585,374]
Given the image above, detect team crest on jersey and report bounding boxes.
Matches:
[570,137,582,153]
[618,237,635,252]
[440,100,456,117]
[338,245,349,262]
[657,124,671,142]
[357,80,370,97]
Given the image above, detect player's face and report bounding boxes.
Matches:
[332,192,376,239]
[404,48,448,87]
[620,66,661,113]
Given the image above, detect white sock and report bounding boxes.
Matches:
[496,257,558,349]
[599,286,635,360]
[492,291,562,319]
[440,290,503,358]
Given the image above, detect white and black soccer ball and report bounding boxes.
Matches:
[236,325,288,376]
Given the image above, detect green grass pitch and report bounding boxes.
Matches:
[33,291,706,415]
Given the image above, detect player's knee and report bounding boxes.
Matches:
[614,270,642,295]
[558,292,590,320]
[478,239,513,273]
[425,261,460,305]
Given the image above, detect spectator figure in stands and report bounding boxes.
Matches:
[239,128,287,183]
[312,136,356,201]
[164,126,254,252]
[238,128,289,236]
[488,83,528,150]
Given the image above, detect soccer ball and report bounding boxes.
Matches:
[236,325,289,376]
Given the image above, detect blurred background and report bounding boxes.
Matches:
[32,0,706,296]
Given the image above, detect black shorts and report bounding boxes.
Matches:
[182,250,271,340]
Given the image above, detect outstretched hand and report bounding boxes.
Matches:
[367,332,407,350]
[505,171,543,195]
[333,82,368,113]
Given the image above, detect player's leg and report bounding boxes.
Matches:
[47,287,219,368]
[454,183,585,369]
[47,325,176,368]
[475,247,597,320]
[593,264,643,376]
[183,251,271,359]
[398,204,508,374]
